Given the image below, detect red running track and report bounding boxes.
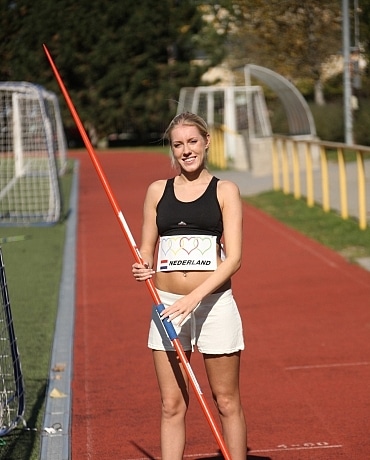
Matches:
[70,150,370,460]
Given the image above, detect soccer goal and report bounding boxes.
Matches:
[177,85,273,174]
[0,82,67,225]
[0,248,26,435]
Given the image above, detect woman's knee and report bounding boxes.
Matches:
[161,396,188,420]
[213,392,241,418]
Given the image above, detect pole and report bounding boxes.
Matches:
[342,0,353,144]
[43,44,232,459]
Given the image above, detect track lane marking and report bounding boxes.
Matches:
[285,361,370,370]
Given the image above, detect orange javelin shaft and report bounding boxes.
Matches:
[43,44,232,459]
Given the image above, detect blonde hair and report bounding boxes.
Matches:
[164,112,209,168]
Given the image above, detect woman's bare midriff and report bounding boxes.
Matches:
[155,270,231,295]
[154,254,231,295]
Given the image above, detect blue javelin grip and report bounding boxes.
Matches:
[156,304,178,341]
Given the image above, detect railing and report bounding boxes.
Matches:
[208,127,227,169]
[272,135,370,230]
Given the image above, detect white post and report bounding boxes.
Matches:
[224,87,237,163]
[12,93,24,178]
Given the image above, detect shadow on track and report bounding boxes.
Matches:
[130,441,271,460]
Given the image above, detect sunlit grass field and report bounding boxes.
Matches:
[244,191,370,262]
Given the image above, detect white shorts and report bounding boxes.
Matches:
[148,289,244,354]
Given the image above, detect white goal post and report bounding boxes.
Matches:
[0,82,67,225]
[177,85,273,174]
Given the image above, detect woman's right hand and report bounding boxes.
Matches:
[132,262,155,282]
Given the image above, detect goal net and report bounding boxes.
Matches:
[0,248,26,435]
[0,82,67,225]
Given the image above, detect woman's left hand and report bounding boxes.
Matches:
[160,295,199,326]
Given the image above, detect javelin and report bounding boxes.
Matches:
[43,45,232,459]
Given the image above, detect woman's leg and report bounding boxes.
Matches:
[152,349,191,460]
[204,352,247,460]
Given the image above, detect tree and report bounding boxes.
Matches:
[224,0,342,105]
[0,0,227,143]
[359,0,370,86]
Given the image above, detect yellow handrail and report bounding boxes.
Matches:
[272,139,280,190]
[292,141,301,199]
[320,145,330,213]
[272,135,370,230]
[356,150,367,230]
[282,140,290,194]
[305,142,314,207]
[208,127,226,169]
[337,148,348,220]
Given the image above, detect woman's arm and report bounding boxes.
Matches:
[132,180,165,281]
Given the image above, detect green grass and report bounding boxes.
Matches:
[325,148,360,163]
[0,159,369,459]
[244,190,370,262]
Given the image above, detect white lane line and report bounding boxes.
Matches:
[250,443,343,453]
[285,361,370,370]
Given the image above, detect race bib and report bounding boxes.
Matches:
[157,235,218,272]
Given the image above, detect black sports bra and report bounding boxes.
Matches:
[156,176,223,244]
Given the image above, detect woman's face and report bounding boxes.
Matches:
[170,124,210,172]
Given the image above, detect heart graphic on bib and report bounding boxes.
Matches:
[158,235,217,271]
[198,237,212,254]
[179,236,199,254]
[179,236,213,255]
[160,237,173,255]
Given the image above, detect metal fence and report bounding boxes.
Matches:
[272,136,370,230]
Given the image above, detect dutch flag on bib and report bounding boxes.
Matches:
[160,259,168,271]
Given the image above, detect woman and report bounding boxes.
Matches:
[132,112,247,459]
